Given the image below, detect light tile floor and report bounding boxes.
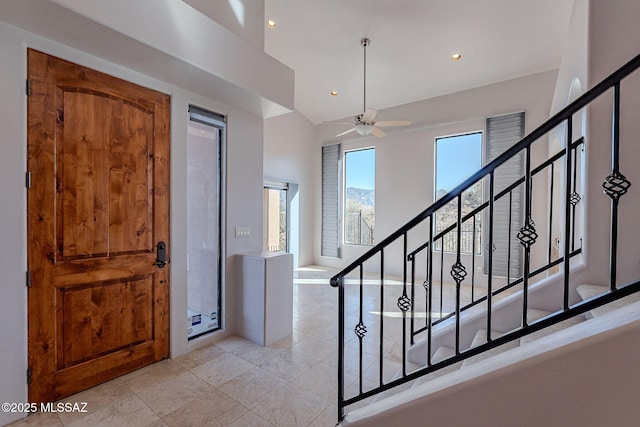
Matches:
[9,265,489,427]
[9,266,345,427]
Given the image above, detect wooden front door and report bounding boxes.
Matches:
[27,49,170,403]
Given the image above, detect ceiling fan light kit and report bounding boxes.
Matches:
[332,37,411,138]
[355,123,374,135]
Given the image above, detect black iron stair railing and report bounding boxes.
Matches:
[330,51,640,423]
[407,137,584,341]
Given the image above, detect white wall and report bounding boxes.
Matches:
[0,20,266,426]
[583,0,640,287]
[550,0,589,117]
[546,0,589,278]
[547,0,640,289]
[264,110,317,267]
[0,0,293,119]
[183,0,265,49]
[315,70,559,280]
[0,22,29,427]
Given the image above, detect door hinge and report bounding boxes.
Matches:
[26,367,32,385]
[26,271,31,288]
[26,79,31,96]
[26,171,32,189]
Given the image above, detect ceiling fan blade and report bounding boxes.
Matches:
[361,108,377,123]
[375,120,412,127]
[371,127,386,138]
[323,121,356,126]
[336,127,357,137]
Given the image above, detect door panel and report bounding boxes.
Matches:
[58,90,154,259]
[58,276,154,368]
[27,49,170,403]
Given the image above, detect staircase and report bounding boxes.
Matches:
[409,283,640,379]
[329,51,640,424]
[343,292,640,426]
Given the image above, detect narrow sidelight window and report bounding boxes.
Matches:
[186,105,224,339]
[344,148,375,246]
[434,132,483,254]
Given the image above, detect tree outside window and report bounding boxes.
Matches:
[434,133,482,254]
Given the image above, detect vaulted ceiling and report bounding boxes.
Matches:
[263,0,575,124]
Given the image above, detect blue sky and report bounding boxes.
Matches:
[345,148,375,189]
[435,133,482,193]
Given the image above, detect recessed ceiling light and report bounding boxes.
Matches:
[451,53,462,61]
[267,19,277,29]
[330,91,338,96]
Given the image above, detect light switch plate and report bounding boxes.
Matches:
[235,226,251,238]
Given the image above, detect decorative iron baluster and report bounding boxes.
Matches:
[427,214,434,367]
[399,232,411,375]
[451,256,467,354]
[354,321,367,339]
[379,248,384,388]
[569,191,582,205]
[410,252,416,345]
[602,82,630,291]
[471,215,477,302]
[570,142,582,252]
[453,194,466,354]
[517,217,538,249]
[507,191,513,285]
[357,264,366,395]
[563,116,574,310]
[548,162,555,265]
[451,262,468,283]
[487,172,495,338]
[602,172,631,199]
[519,145,536,326]
[337,277,345,422]
[440,238,444,317]
[397,294,412,312]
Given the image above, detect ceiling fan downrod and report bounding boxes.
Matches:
[361,38,370,118]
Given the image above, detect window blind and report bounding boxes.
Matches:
[189,105,225,127]
[322,144,341,258]
[484,112,525,278]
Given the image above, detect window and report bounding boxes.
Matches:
[344,148,375,246]
[186,105,224,340]
[263,183,288,252]
[434,132,482,254]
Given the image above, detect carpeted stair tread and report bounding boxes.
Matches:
[527,308,553,323]
[372,362,424,403]
[408,345,463,385]
[576,284,608,301]
[403,287,640,393]
[501,308,553,335]
[462,329,519,367]
[432,345,456,363]
[520,315,585,344]
[576,284,640,318]
[467,328,503,348]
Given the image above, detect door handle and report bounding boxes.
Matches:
[154,241,168,268]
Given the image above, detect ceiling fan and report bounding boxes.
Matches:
[333,38,411,138]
